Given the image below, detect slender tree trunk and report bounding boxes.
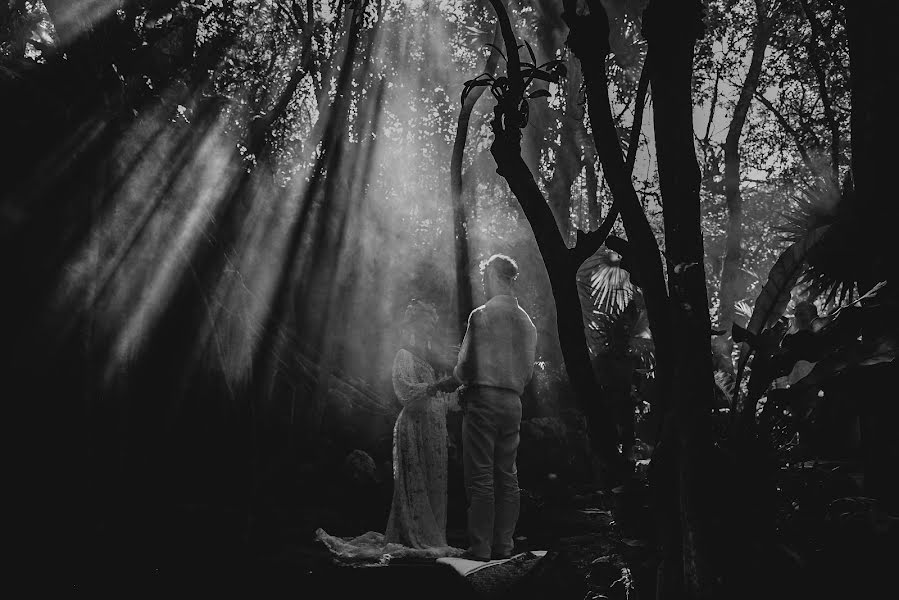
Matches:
[546,52,585,242]
[754,91,816,172]
[718,1,772,372]
[584,154,600,229]
[626,57,651,175]
[800,0,841,185]
[451,25,501,330]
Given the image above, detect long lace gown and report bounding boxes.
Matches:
[315,349,463,563]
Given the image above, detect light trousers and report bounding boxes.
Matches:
[462,386,522,558]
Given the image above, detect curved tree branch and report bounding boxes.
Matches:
[799,0,841,184]
[451,24,502,329]
[754,91,815,171]
[718,0,773,368]
[570,51,652,267]
[487,0,524,115]
[485,0,626,479]
[564,3,671,367]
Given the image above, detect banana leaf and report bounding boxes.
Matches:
[734,225,830,405]
[747,225,830,336]
[787,334,896,395]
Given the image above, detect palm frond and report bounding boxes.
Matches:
[577,248,636,318]
[714,369,735,407]
[577,247,654,358]
[776,176,862,307]
[735,300,753,324]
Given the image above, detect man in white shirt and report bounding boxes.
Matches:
[454,254,537,560]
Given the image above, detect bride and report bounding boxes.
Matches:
[315,300,464,562]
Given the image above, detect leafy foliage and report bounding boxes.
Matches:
[747,225,830,336]
[737,277,894,418]
[576,248,654,375]
[734,225,830,402]
[460,40,567,128]
[778,176,863,305]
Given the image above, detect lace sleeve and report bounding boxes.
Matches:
[443,389,461,412]
[392,349,433,409]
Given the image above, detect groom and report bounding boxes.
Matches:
[454,254,537,561]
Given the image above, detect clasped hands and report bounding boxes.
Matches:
[428,375,461,395]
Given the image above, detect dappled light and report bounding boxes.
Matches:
[2,1,894,598]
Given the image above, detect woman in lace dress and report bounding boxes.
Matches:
[384,301,460,548]
[315,301,463,562]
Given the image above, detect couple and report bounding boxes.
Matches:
[316,254,538,563]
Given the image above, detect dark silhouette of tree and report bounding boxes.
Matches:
[482,0,628,480]
[452,25,502,330]
[845,0,893,291]
[843,0,897,510]
[718,0,776,372]
[534,0,754,596]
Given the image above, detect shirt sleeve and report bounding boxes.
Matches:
[524,315,538,384]
[392,349,432,409]
[453,310,479,383]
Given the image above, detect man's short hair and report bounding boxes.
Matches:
[480,254,519,285]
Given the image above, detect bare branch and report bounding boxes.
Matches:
[799,0,840,183]
[571,52,650,266]
[754,91,815,172]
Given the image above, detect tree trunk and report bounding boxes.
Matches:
[489,127,627,479]
[718,1,772,372]
[800,0,841,185]
[565,2,673,399]
[545,52,585,242]
[845,0,897,510]
[451,25,501,331]
[845,0,893,289]
[485,0,627,480]
[642,1,720,597]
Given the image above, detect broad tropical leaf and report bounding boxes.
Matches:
[734,225,830,398]
[789,335,896,394]
[577,248,636,318]
[714,369,735,407]
[747,225,830,336]
[576,247,653,360]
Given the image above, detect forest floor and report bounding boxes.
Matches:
[69,421,897,599]
[291,482,651,600]
[70,460,656,598]
[69,466,897,599]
